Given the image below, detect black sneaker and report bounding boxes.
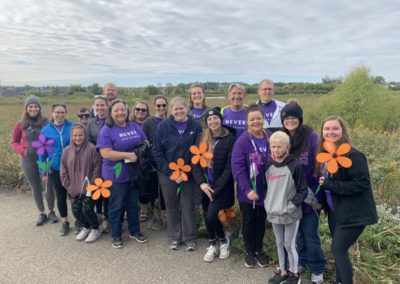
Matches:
[286,272,301,284]
[59,222,70,236]
[112,237,124,249]
[129,232,148,243]
[268,270,288,284]
[255,251,269,267]
[36,213,48,226]
[245,252,256,268]
[47,211,58,223]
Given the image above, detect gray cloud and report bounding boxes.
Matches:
[0,0,399,85]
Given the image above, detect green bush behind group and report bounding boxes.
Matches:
[1,66,399,283]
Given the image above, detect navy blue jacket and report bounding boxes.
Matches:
[152,115,202,177]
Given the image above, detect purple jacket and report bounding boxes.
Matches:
[295,131,323,214]
[231,131,270,206]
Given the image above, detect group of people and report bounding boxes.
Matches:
[12,81,378,284]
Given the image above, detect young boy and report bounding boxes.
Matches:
[265,131,308,284]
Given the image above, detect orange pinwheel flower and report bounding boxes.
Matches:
[190,142,214,168]
[86,178,112,200]
[218,207,236,222]
[316,140,352,174]
[169,158,192,182]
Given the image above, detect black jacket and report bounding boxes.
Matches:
[323,147,378,228]
[193,127,235,209]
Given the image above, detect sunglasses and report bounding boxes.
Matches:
[52,103,66,108]
[78,114,90,119]
[135,108,147,112]
[156,104,167,108]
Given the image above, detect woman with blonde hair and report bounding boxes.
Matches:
[192,107,235,262]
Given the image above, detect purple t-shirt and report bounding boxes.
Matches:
[222,107,246,139]
[97,117,106,127]
[55,123,64,132]
[173,119,187,135]
[252,136,269,160]
[96,122,147,183]
[260,100,277,124]
[151,116,163,125]
[191,107,206,119]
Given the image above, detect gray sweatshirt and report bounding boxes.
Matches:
[264,155,308,224]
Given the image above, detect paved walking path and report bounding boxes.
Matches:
[0,191,281,283]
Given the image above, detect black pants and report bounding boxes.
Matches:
[71,196,99,229]
[239,202,266,254]
[202,195,226,244]
[49,171,68,218]
[94,197,109,219]
[331,225,365,284]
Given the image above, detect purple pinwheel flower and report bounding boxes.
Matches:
[32,134,55,156]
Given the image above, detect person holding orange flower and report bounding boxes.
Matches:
[231,104,270,268]
[192,107,236,262]
[152,97,203,251]
[317,116,378,284]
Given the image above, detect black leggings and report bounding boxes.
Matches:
[71,196,99,229]
[49,171,68,218]
[202,195,226,244]
[331,225,365,284]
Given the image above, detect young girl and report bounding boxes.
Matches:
[60,124,102,243]
[317,116,378,284]
[265,131,307,284]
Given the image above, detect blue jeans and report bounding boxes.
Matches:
[297,211,326,275]
[108,182,140,238]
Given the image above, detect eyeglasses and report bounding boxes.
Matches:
[135,108,147,112]
[53,111,66,115]
[78,114,90,119]
[284,116,299,121]
[156,104,167,108]
[259,88,274,91]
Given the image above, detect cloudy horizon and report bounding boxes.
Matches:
[1,0,399,87]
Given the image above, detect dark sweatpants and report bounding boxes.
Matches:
[239,202,266,254]
[71,196,99,229]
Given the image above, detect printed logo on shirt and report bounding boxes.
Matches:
[224,119,246,126]
[258,146,268,154]
[268,174,286,181]
[178,130,185,135]
[118,130,141,141]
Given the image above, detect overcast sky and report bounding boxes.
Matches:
[0,0,399,87]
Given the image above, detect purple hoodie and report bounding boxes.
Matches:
[231,131,270,206]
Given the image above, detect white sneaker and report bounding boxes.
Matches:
[311,273,323,284]
[76,227,90,241]
[219,243,230,259]
[85,229,102,243]
[203,245,218,262]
